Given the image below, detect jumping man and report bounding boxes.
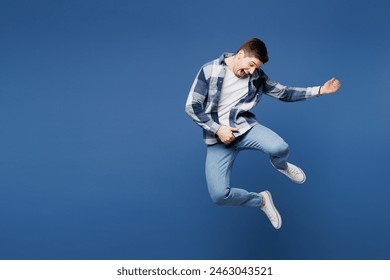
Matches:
[185,38,341,229]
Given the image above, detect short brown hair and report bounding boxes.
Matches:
[237,38,269,63]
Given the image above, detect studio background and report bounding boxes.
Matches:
[1,0,389,259]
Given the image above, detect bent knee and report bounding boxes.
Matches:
[269,141,289,157]
[209,188,230,205]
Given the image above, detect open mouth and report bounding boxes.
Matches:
[237,69,247,77]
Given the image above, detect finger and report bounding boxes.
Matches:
[327,78,336,85]
[227,135,236,143]
[224,138,232,145]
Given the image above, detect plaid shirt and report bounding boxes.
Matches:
[185,53,321,145]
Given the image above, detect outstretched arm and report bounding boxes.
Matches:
[319,77,341,95]
[263,71,341,101]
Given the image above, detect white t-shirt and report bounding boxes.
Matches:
[218,67,249,126]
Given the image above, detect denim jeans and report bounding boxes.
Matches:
[205,123,289,207]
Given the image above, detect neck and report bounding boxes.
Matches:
[224,55,236,72]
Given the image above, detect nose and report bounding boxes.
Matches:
[249,68,255,74]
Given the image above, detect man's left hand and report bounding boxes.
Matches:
[320,77,341,95]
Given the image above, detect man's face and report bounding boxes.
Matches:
[233,50,263,78]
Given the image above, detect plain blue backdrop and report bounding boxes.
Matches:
[1,0,389,259]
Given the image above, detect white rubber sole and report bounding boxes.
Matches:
[270,161,306,184]
[261,191,282,229]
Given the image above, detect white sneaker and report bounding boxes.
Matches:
[271,161,306,184]
[260,191,282,229]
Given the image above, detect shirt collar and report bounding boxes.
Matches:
[218,52,234,65]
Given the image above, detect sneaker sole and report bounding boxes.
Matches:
[262,191,282,229]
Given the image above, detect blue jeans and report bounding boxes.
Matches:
[205,123,289,207]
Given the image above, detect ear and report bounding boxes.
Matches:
[237,49,245,59]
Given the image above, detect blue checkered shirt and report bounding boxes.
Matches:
[185,53,321,145]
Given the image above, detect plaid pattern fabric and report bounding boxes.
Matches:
[185,53,321,145]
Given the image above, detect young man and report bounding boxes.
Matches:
[185,38,341,229]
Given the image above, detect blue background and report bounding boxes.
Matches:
[1,0,389,259]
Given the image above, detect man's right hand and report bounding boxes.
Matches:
[216,126,240,145]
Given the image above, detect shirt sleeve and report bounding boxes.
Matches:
[185,67,221,134]
[263,75,321,102]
